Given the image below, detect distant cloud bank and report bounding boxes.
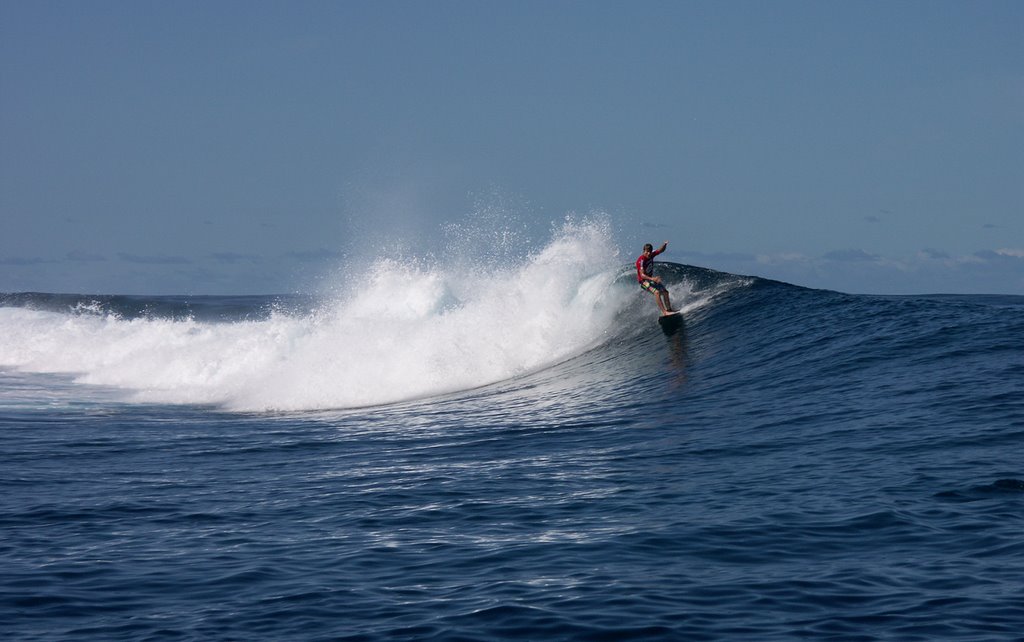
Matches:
[1,245,1021,296]
[680,247,1024,295]
[117,253,192,265]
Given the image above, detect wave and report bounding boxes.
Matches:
[0,219,752,411]
[9,215,1018,415]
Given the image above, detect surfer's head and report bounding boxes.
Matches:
[643,243,653,255]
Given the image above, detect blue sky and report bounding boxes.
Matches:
[2,0,1021,295]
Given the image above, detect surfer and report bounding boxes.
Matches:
[636,241,675,315]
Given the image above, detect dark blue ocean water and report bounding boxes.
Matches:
[2,262,1023,641]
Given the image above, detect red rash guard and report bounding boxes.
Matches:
[636,248,663,282]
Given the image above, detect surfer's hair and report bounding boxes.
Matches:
[643,243,653,252]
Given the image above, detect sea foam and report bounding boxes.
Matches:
[0,218,632,411]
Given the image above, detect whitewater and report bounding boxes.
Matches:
[1,219,648,411]
[2,219,1023,640]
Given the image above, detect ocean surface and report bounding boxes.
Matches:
[2,224,1023,640]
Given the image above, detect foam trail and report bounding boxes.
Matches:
[0,218,633,411]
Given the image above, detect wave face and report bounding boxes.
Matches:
[3,220,1024,640]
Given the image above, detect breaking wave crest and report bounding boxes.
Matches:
[1,218,743,411]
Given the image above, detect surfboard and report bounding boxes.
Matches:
[658,310,683,335]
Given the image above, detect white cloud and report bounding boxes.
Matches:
[822,249,879,263]
[756,253,809,265]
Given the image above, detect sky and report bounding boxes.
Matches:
[2,0,1022,295]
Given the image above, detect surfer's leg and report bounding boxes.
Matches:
[661,290,673,313]
[654,282,671,314]
[643,280,669,314]
[654,290,668,315]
